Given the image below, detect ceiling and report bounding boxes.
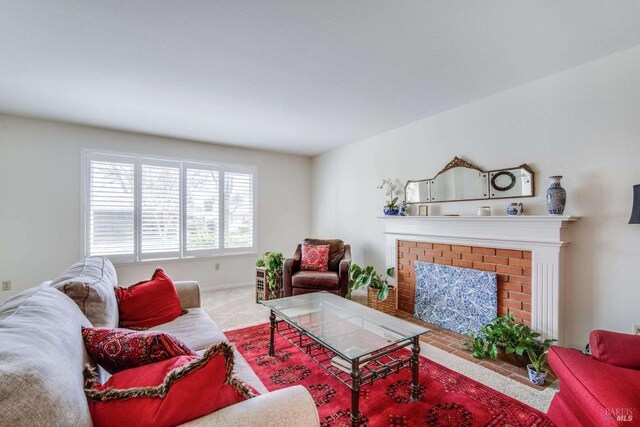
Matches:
[2,2,640,156]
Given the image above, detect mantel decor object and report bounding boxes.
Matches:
[477,206,491,216]
[629,184,640,224]
[405,156,534,205]
[507,202,524,216]
[379,178,400,215]
[546,176,566,215]
[399,201,407,216]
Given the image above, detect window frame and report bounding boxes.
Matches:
[81,149,258,263]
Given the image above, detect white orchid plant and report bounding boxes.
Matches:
[377,178,401,209]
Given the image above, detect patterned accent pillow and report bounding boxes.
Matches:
[84,342,256,427]
[82,327,197,374]
[301,244,330,272]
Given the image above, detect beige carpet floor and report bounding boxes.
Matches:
[201,286,557,413]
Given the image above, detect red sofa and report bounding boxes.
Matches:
[548,330,640,426]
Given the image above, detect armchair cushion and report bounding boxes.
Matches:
[301,244,330,272]
[303,239,345,271]
[548,345,640,425]
[291,271,340,290]
[589,329,640,370]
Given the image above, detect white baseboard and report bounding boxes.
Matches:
[200,281,254,292]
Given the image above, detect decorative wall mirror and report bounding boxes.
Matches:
[404,157,535,204]
[405,179,430,204]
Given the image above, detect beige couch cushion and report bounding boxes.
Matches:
[150,308,268,394]
[0,284,92,427]
[51,256,118,328]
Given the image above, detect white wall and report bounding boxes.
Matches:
[0,115,311,301]
[311,46,640,348]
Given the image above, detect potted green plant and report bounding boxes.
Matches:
[462,313,556,365]
[378,178,401,215]
[347,264,396,315]
[255,252,285,300]
[525,348,549,385]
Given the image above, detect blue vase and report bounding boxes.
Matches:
[546,176,566,215]
[383,206,400,216]
[507,202,524,216]
[399,201,407,216]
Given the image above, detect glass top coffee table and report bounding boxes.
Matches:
[262,292,429,426]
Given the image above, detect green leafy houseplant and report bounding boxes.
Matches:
[525,348,548,373]
[255,252,285,299]
[462,313,556,362]
[525,348,549,385]
[347,263,395,301]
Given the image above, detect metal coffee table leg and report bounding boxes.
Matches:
[411,336,421,400]
[350,359,361,426]
[269,310,276,356]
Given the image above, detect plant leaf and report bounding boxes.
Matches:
[378,285,388,300]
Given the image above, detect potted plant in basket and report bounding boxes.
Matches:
[347,264,396,315]
[378,178,401,215]
[525,348,549,385]
[255,252,285,300]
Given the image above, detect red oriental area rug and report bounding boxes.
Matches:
[225,323,553,427]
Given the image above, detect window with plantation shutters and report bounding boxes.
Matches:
[83,151,257,262]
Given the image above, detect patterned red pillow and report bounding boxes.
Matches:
[82,327,196,374]
[84,343,256,427]
[301,244,330,271]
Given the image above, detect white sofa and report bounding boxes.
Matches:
[0,257,318,426]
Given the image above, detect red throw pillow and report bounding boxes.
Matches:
[116,268,182,328]
[82,327,196,374]
[590,330,640,369]
[301,244,330,271]
[84,342,256,427]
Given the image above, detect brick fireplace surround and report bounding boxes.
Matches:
[398,241,533,325]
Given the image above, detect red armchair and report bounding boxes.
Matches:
[283,239,351,297]
[547,330,640,426]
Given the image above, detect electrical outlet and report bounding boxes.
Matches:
[215,263,220,271]
[2,280,11,291]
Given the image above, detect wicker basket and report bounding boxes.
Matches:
[367,285,397,315]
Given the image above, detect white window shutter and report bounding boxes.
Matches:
[88,160,135,258]
[140,163,181,257]
[224,172,254,249]
[185,168,219,252]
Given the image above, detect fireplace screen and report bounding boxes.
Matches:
[414,262,497,335]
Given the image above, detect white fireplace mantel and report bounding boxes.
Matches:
[380,215,578,343]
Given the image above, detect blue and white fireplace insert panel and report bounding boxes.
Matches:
[414,261,497,335]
